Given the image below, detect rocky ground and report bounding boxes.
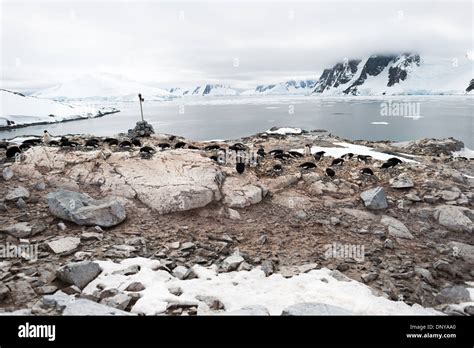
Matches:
[0,126,473,316]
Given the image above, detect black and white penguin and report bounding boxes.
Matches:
[85,139,99,148]
[387,157,402,165]
[6,146,21,158]
[273,164,283,173]
[269,149,284,156]
[341,153,354,159]
[299,162,316,170]
[0,143,8,149]
[188,145,200,150]
[357,155,372,164]
[104,138,119,146]
[139,146,155,154]
[360,167,374,176]
[157,143,171,150]
[381,161,396,169]
[288,151,304,158]
[43,130,52,144]
[131,138,142,147]
[19,143,31,151]
[48,140,60,146]
[229,143,247,152]
[304,144,312,157]
[331,158,344,166]
[22,138,41,146]
[236,157,245,174]
[174,142,186,149]
[313,151,325,161]
[257,147,266,158]
[204,144,220,151]
[273,152,291,160]
[119,140,132,148]
[325,168,335,177]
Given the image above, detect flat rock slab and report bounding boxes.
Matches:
[110,151,224,214]
[47,190,126,227]
[381,215,414,239]
[5,186,30,201]
[433,205,473,233]
[47,237,81,254]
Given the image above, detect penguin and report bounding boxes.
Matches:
[269,149,284,156]
[188,145,200,150]
[299,162,316,170]
[314,151,326,157]
[131,138,142,147]
[229,143,247,152]
[341,153,354,159]
[210,155,219,163]
[381,161,396,169]
[273,164,283,173]
[0,143,8,149]
[357,155,372,163]
[257,147,266,158]
[48,140,60,146]
[104,138,119,146]
[387,157,402,165]
[43,130,52,144]
[60,137,79,147]
[174,142,186,149]
[119,140,132,148]
[204,144,220,151]
[236,156,245,174]
[6,146,21,158]
[85,139,99,148]
[288,151,304,158]
[304,144,312,157]
[22,138,41,146]
[19,143,31,151]
[325,168,335,177]
[331,158,344,166]
[361,167,374,176]
[273,153,291,160]
[157,143,171,150]
[139,146,155,154]
[169,135,176,142]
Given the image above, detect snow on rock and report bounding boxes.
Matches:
[82,257,441,316]
[265,127,303,135]
[0,89,116,128]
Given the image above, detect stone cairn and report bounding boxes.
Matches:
[127,121,155,138]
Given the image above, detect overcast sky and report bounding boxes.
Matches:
[1,0,472,92]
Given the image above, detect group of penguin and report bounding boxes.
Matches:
[210,142,405,177]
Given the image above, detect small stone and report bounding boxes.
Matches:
[2,167,14,181]
[361,272,379,283]
[390,174,414,189]
[330,217,341,225]
[0,203,7,211]
[181,242,195,251]
[100,293,131,311]
[381,215,414,239]
[294,211,308,220]
[257,235,267,245]
[196,295,225,310]
[172,266,189,280]
[1,222,33,238]
[57,222,67,231]
[47,237,81,254]
[112,265,140,276]
[15,198,26,209]
[5,186,30,201]
[227,208,241,220]
[81,232,103,241]
[125,282,145,292]
[383,239,394,249]
[34,182,46,191]
[168,242,180,249]
[168,287,183,296]
[222,254,244,272]
[261,260,274,277]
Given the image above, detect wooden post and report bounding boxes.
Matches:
[138,93,144,122]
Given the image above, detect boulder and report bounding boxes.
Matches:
[57,261,102,289]
[222,254,244,272]
[435,286,471,304]
[2,167,13,181]
[222,177,267,208]
[433,205,473,233]
[360,187,388,210]
[47,190,126,227]
[281,302,353,315]
[381,215,414,239]
[447,241,474,263]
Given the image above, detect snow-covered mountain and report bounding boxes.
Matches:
[0,89,117,128]
[312,53,473,96]
[33,73,171,102]
[169,84,239,97]
[243,79,317,95]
